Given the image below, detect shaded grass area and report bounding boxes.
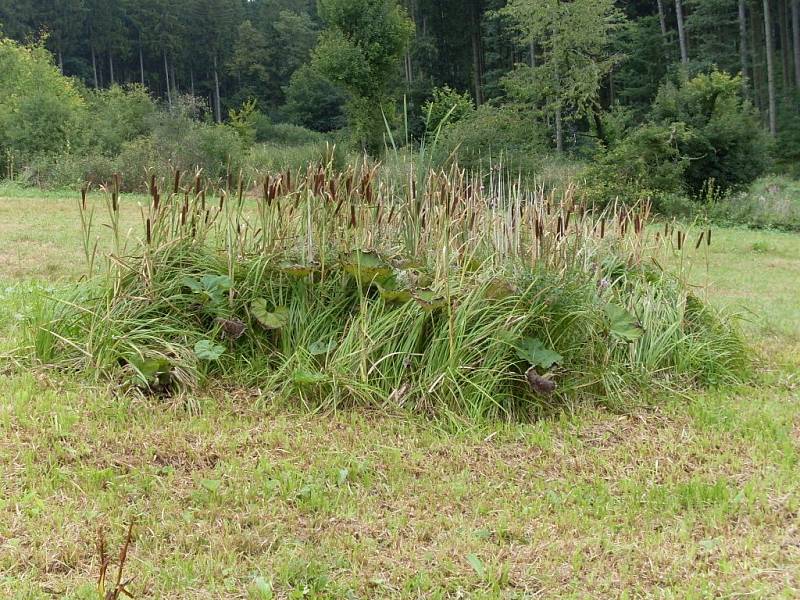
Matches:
[0,191,799,597]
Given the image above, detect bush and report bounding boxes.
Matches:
[83,84,156,155]
[0,38,86,172]
[581,122,690,206]
[422,86,474,136]
[584,71,770,207]
[433,104,549,175]
[650,70,769,196]
[281,64,348,133]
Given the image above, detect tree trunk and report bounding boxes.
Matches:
[764,0,778,135]
[190,69,195,97]
[675,0,689,64]
[779,0,792,87]
[793,0,800,86]
[656,0,671,59]
[555,106,563,153]
[740,0,750,84]
[752,2,764,110]
[529,40,536,67]
[164,50,173,108]
[213,54,222,123]
[139,44,145,86]
[109,52,115,85]
[58,51,63,74]
[91,46,98,89]
[470,1,484,106]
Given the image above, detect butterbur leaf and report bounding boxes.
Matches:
[605,302,643,342]
[337,468,350,485]
[200,274,232,292]
[343,249,392,281]
[278,261,316,278]
[130,357,171,386]
[308,338,338,356]
[194,340,225,361]
[516,337,562,369]
[414,288,447,311]
[466,553,486,578]
[376,274,413,303]
[251,300,289,330]
[250,576,273,599]
[181,276,203,294]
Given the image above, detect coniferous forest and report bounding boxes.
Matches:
[1,0,799,215]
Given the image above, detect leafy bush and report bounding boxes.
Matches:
[433,104,549,174]
[281,64,348,133]
[650,70,769,196]
[0,38,86,173]
[584,71,769,207]
[422,86,474,135]
[83,84,156,155]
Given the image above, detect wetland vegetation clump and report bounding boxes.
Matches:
[19,160,746,420]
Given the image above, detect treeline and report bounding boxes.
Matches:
[2,1,798,131]
[0,0,798,209]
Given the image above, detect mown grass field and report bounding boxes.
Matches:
[1,187,799,598]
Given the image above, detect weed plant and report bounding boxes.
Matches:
[17,155,747,420]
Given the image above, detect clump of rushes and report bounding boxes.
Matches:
[18,157,748,421]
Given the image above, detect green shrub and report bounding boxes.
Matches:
[650,70,769,196]
[581,123,690,206]
[433,104,549,174]
[0,38,86,173]
[281,64,348,133]
[422,86,474,135]
[584,71,769,208]
[83,84,156,155]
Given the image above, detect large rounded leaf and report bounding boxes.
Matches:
[251,300,289,330]
[342,250,392,282]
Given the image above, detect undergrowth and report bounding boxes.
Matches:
[15,156,748,421]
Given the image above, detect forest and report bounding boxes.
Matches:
[0,0,798,219]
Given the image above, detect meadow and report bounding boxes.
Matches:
[0,180,799,599]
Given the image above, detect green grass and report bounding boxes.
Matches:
[1,190,800,598]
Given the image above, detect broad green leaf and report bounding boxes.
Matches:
[342,249,392,281]
[376,274,413,303]
[604,302,643,342]
[466,553,486,578]
[484,278,517,300]
[200,274,232,293]
[278,261,316,278]
[414,288,447,311]
[250,576,274,599]
[516,337,562,369]
[251,300,289,330]
[194,339,225,361]
[337,468,350,485]
[130,356,171,387]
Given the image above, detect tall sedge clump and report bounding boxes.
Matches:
[19,160,747,422]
